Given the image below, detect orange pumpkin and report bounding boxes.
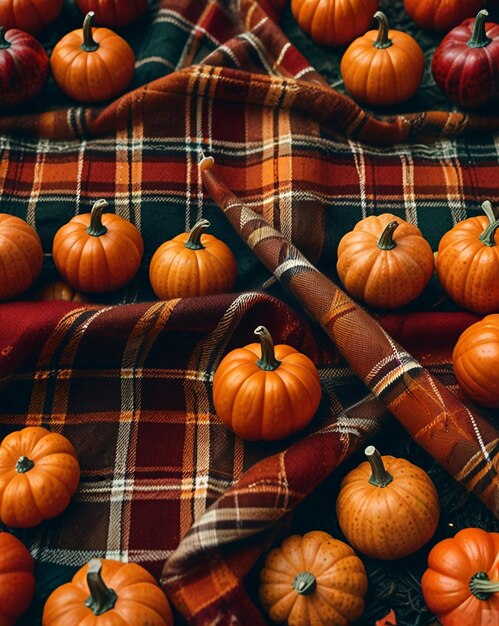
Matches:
[52,199,144,293]
[76,0,148,27]
[291,0,379,47]
[436,200,499,314]
[0,0,64,34]
[336,446,440,560]
[34,281,88,303]
[42,558,174,626]
[340,11,425,106]
[452,314,499,408]
[0,531,35,626]
[0,426,80,528]
[149,218,237,300]
[212,325,322,441]
[404,0,485,32]
[0,213,43,301]
[50,11,136,103]
[421,527,499,626]
[259,530,368,626]
[336,213,434,309]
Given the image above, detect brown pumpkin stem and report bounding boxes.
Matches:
[377,221,399,250]
[467,10,491,48]
[86,199,109,237]
[478,200,499,247]
[365,445,393,487]
[81,12,100,52]
[199,155,215,171]
[85,559,118,615]
[0,27,11,49]
[373,12,392,49]
[292,572,317,595]
[469,571,499,600]
[185,218,210,250]
[15,455,35,473]
[254,326,281,371]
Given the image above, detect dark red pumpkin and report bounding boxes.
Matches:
[404,0,485,33]
[76,0,148,27]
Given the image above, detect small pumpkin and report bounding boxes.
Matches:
[336,446,440,560]
[436,200,499,313]
[259,530,368,626]
[421,527,499,626]
[52,199,144,293]
[50,11,136,103]
[34,281,88,303]
[0,531,35,626]
[340,11,425,106]
[212,325,322,441]
[0,426,80,528]
[452,314,499,408]
[149,218,237,300]
[404,0,485,33]
[0,0,64,34]
[0,213,43,301]
[42,558,174,626]
[336,213,434,309]
[76,0,148,27]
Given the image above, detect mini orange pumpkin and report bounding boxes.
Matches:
[336,446,440,560]
[0,426,80,528]
[0,0,64,34]
[34,281,88,303]
[0,531,35,626]
[76,0,148,27]
[259,530,368,626]
[404,0,485,32]
[212,325,322,441]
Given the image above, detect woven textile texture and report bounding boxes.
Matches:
[0,0,498,624]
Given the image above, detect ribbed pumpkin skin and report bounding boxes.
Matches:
[34,281,88,302]
[421,528,499,626]
[0,214,43,301]
[76,0,148,27]
[259,531,368,626]
[0,532,35,626]
[452,314,499,408]
[0,0,64,34]
[404,0,485,32]
[291,0,379,47]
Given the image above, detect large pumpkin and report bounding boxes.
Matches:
[0,531,35,626]
[42,558,174,626]
[212,325,322,441]
[0,0,64,34]
[404,0,485,33]
[421,527,499,626]
[76,0,148,27]
[259,531,368,626]
[0,426,80,528]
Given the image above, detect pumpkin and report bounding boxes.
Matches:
[0,213,43,301]
[0,426,80,528]
[34,281,88,303]
[42,557,174,626]
[421,527,499,626]
[431,9,499,110]
[212,325,322,441]
[336,446,440,560]
[336,213,434,309]
[149,218,237,300]
[50,11,136,103]
[0,0,63,34]
[436,200,499,313]
[452,314,499,408]
[0,27,49,108]
[76,0,148,27]
[52,199,144,293]
[340,11,425,106]
[291,0,379,47]
[0,531,35,626]
[404,0,485,33]
[259,530,368,626]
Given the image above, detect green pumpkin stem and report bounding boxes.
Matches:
[467,10,491,48]
[16,456,35,473]
[255,326,281,371]
[365,445,393,487]
[81,12,100,53]
[469,571,499,600]
[85,559,118,615]
[377,221,399,250]
[478,200,499,247]
[292,572,317,595]
[185,218,210,250]
[86,199,109,237]
[373,11,392,49]
[0,27,11,49]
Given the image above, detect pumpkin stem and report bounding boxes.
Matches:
[199,155,215,171]
[467,10,491,49]
[81,12,100,53]
[15,456,35,473]
[185,218,210,250]
[469,571,499,600]
[254,326,281,371]
[365,445,393,487]
[478,200,499,247]
[86,199,109,237]
[0,27,11,49]
[85,559,118,615]
[377,221,399,250]
[373,12,392,49]
[292,572,317,595]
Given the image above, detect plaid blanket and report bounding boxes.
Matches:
[0,0,498,624]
